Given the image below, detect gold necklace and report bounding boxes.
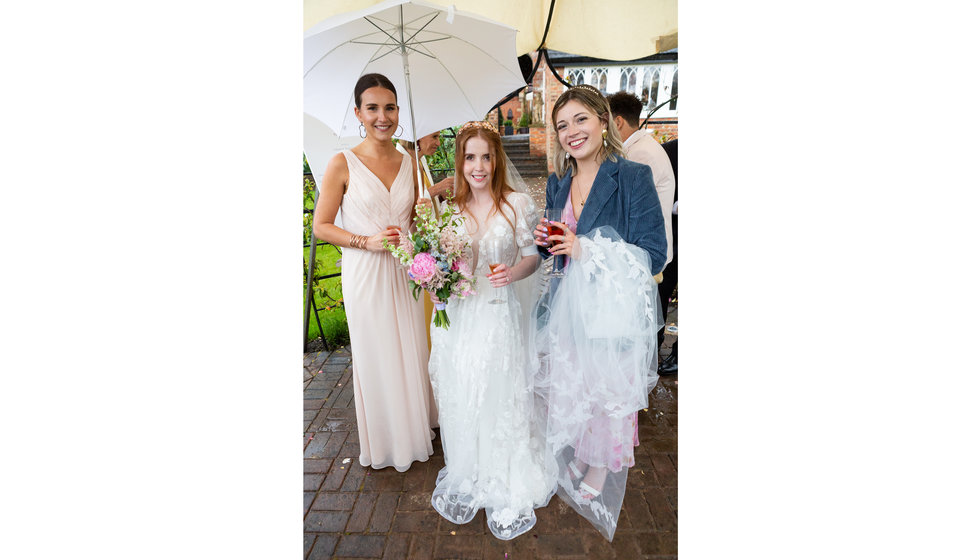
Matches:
[574,176,589,208]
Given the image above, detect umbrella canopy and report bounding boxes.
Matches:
[303,113,361,192]
[304,0,527,143]
[304,0,678,61]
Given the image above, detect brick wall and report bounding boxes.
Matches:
[496,97,523,126]
[529,126,547,158]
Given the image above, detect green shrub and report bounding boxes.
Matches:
[425,125,461,174]
[303,175,349,347]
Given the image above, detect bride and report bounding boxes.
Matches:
[426,120,554,540]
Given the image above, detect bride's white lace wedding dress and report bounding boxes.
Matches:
[428,191,555,540]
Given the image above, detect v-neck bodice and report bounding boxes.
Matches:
[345,149,410,193]
[339,150,416,236]
[455,192,539,277]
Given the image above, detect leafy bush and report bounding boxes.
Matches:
[425,125,461,175]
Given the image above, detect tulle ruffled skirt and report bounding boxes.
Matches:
[532,226,662,541]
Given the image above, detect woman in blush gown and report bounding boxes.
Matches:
[312,73,438,472]
[427,121,554,540]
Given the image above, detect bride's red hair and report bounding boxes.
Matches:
[453,123,516,232]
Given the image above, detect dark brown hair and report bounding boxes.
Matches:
[607,91,643,128]
[354,73,397,107]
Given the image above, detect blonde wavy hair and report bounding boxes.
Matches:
[551,85,625,178]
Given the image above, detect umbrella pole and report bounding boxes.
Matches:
[398,5,424,200]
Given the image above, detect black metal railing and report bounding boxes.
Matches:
[303,183,344,350]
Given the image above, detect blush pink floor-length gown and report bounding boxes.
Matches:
[339,149,438,472]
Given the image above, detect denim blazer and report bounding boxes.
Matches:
[540,157,668,273]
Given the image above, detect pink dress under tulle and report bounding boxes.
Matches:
[562,192,640,473]
[533,181,661,542]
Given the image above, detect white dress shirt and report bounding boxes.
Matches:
[622,130,675,266]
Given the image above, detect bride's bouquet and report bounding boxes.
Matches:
[384,199,476,329]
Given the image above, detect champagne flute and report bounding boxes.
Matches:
[487,236,506,305]
[544,208,566,278]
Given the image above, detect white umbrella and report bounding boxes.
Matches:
[303,113,361,194]
[303,0,526,193]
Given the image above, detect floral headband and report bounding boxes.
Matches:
[459,120,500,136]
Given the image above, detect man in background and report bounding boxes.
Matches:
[658,139,678,375]
[608,92,677,374]
[607,92,675,268]
[398,130,454,207]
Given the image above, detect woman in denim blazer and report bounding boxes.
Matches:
[531,84,667,542]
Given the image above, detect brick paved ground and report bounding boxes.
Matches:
[303,305,678,560]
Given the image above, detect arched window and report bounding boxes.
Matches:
[619,66,637,92]
[565,68,585,86]
[590,68,608,93]
[669,69,678,110]
[646,68,661,109]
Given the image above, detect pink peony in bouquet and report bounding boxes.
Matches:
[384,199,475,329]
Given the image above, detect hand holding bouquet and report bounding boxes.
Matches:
[383,198,475,329]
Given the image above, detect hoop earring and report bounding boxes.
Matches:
[394,125,404,138]
[358,123,366,138]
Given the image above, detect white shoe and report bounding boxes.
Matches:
[578,481,602,500]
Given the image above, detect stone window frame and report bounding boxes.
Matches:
[620,66,638,94]
[565,68,586,86]
[565,63,678,118]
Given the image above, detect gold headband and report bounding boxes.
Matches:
[569,84,603,97]
[459,120,500,136]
